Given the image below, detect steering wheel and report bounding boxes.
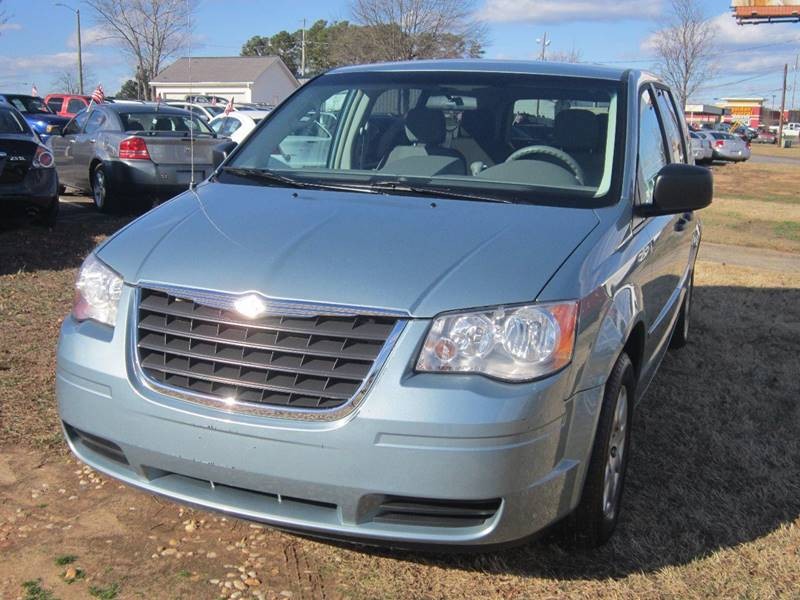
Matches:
[505,145,585,185]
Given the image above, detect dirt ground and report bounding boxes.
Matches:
[1,158,799,599]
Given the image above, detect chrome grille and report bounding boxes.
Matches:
[136,287,402,412]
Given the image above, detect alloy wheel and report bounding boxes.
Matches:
[602,385,628,520]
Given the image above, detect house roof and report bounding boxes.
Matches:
[151,56,284,84]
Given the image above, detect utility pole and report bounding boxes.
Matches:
[778,63,788,147]
[791,53,799,120]
[536,32,551,61]
[301,18,306,78]
[55,3,83,94]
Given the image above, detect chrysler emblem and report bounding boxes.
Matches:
[233,294,268,319]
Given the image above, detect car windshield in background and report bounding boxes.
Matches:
[0,108,30,134]
[119,112,214,135]
[5,95,52,114]
[225,71,622,204]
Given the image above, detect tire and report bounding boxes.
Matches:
[669,272,693,349]
[58,184,66,196]
[564,352,634,549]
[35,196,59,228]
[91,164,117,213]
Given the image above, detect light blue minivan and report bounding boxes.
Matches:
[57,60,711,549]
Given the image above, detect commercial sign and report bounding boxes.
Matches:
[732,1,800,23]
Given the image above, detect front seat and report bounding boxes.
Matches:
[553,109,603,185]
[382,108,466,174]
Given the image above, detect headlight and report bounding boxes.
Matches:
[72,254,124,327]
[416,301,578,382]
[45,124,59,133]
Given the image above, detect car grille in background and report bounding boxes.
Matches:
[136,288,400,411]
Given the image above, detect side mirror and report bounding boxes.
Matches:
[212,140,237,169]
[639,163,712,216]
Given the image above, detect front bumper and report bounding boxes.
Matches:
[56,287,604,547]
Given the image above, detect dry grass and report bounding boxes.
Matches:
[703,159,800,252]
[749,142,800,159]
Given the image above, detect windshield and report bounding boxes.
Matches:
[118,111,214,134]
[225,71,622,204]
[0,108,30,134]
[4,95,52,114]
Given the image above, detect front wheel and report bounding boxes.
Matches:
[563,352,634,548]
[92,165,117,213]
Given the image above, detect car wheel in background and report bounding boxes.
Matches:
[563,352,634,549]
[669,272,693,349]
[58,184,66,196]
[92,165,117,213]
[35,196,59,228]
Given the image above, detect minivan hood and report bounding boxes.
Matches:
[98,183,599,318]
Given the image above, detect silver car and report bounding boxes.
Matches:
[56,61,712,549]
[689,131,713,164]
[709,131,751,162]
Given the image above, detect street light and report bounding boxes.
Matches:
[55,3,83,95]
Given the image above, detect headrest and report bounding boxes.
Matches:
[460,109,492,141]
[554,109,599,152]
[405,108,446,145]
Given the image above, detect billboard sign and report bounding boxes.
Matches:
[732,1,800,23]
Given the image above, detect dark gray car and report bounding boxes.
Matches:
[50,103,219,212]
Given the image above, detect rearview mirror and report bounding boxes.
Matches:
[212,140,237,169]
[639,163,712,216]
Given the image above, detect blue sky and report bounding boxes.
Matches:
[0,0,798,106]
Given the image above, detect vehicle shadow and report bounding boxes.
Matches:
[0,207,134,276]
[336,283,800,580]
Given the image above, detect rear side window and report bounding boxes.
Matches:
[637,88,669,206]
[47,97,64,113]
[63,110,89,135]
[67,98,87,114]
[653,88,686,163]
[119,112,212,134]
[84,110,108,134]
[0,108,29,134]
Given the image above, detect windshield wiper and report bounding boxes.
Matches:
[369,180,512,204]
[220,167,379,194]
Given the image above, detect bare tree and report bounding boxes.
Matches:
[652,0,717,110]
[547,48,582,64]
[51,67,97,94]
[84,0,195,100]
[350,0,486,61]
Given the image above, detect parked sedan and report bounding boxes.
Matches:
[754,128,777,144]
[709,132,750,162]
[50,104,220,212]
[208,110,270,144]
[0,94,70,143]
[0,104,59,225]
[689,131,713,164]
[57,61,711,550]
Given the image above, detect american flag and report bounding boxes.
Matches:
[31,84,38,97]
[91,84,105,104]
[224,97,234,115]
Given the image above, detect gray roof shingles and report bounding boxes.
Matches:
[151,56,282,84]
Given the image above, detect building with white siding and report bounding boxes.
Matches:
[149,56,299,105]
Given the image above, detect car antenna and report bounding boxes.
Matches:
[186,0,196,194]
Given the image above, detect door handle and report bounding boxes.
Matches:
[69,139,77,143]
[89,139,96,144]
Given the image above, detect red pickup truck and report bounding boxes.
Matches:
[44,94,91,118]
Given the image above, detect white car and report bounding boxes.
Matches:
[166,101,226,123]
[208,110,270,144]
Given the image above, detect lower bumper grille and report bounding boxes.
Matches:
[373,497,501,528]
[135,287,402,414]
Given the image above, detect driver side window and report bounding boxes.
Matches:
[637,88,669,206]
